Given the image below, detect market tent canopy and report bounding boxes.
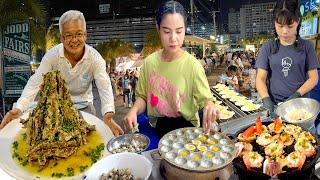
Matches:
[184,35,212,46]
[115,61,136,72]
[124,61,135,70]
[184,35,212,57]
[115,62,125,71]
[130,60,143,69]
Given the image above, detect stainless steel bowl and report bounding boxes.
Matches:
[107,133,150,154]
[275,98,320,129]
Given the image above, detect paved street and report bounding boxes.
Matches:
[92,86,130,130]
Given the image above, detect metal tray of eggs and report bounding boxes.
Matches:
[158,127,236,171]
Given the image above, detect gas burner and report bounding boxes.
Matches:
[159,160,168,180]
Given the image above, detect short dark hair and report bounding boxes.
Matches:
[272,0,302,54]
[156,1,187,28]
[227,65,238,72]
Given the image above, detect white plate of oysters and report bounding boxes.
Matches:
[84,152,152,180]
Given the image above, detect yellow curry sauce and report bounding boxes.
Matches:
[12,129,104,178]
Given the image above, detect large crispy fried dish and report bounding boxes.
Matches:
[22,71,94,166]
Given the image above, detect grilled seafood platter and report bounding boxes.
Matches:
[0,71,112,179]
[234,116,319,178]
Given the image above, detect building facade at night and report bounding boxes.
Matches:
[228,8,240,34]
[86,17,155,52]
[240,1,276,38]
[45,0,159,20]
[45,0,221,51]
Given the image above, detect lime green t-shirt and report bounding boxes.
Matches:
[136,50,214,127]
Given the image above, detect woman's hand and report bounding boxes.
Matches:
[0,108,22,130]
[123,108,138,132]
[103,113,124,137]
[123,97,146,132]
[202,101,219,133]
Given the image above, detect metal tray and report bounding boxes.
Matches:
[107,133,150,154]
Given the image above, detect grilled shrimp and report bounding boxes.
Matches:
[256,132,273,146]
[265,142,284,157]
[235,141,253,157]
[243,151,264,170]
[267,117,283,134]
[294,138,316,157]
[278,132,294,146]
[238,126,256,142]
[283,124,302,138]
[286,151,306,170]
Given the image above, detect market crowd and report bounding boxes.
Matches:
[109,69,139,108]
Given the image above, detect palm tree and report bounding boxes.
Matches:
[239,35,271,47]
[0,0,46,55]
[95,39,135,66]
[45,25,60,51]
[141,28,162,57]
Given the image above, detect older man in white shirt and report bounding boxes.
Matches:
[0,10,124,136]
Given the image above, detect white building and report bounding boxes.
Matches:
[240,1,276,38]
[228,8,241,44]
[85,17,156,51]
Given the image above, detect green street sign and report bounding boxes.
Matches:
[2,21,31,97]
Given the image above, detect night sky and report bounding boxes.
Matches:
[221,0,249,9]
[43,0,250,24]
[217,0,249,26]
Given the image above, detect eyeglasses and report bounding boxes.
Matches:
[63,32,85,41]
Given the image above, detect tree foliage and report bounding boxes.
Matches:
[0,0,46,55]
[140,28,162,57]
[30,22,46,55]
[239,35,272,46]
[95,39,135,64]
[46,25,60,51]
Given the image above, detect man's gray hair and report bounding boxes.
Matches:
[59,10,86,34]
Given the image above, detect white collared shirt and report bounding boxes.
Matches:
[15,43,114,115]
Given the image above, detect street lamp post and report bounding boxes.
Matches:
[201,26,206,58]
[212,10,220,36]
[190,0,194,35]
[201,26,206,37]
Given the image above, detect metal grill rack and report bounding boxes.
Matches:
[210,87,268,135]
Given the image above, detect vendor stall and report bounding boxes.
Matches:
[210,85,267,135]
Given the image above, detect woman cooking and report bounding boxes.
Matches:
[256,0,319,117]
[123,1,218,137]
